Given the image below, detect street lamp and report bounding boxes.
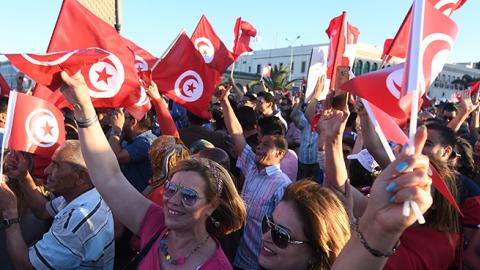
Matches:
[286,35,301,81]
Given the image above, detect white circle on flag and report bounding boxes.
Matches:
[386,67,403,99]
[134,54,149,72]
[194,37,215,64]
[87,52,125,98]
[174,70,204,102]
[135,86,150,106]
[25,109,59,148]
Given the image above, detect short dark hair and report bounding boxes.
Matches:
[443,103,457,113]
[198,147,231,170]
[136,110,153,130]
[258,116,285,136]
[268,134,288,159]
[236,106,257,131]
[0,96,8,114]
[257,91,275,104]
[426,123,456,148]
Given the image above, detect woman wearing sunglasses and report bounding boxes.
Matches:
[59,72,246,270]
[259,180,351,270]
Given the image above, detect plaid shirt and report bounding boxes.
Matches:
[234,145,291,270]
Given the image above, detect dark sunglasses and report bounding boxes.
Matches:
[262,216,308,249]
[164,181,204,206]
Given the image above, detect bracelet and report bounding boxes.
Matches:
[351,218,400,258]
[75,115,98,128]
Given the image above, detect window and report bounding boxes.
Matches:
[256,64,261,74]
[363,62,371,74]
[291,62,294,73]
[442,74,446,81]
[354,60,363,75]
[248,66,252,73]
[301,61,306,73]
[371,63,378,71]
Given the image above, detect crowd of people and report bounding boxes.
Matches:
[0,68,479,270]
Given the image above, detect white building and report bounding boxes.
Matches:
[234,43,480,100]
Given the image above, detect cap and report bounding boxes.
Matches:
[347,149,380,173]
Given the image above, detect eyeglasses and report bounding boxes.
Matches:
[164,181,204,206]
[262,216,309,249]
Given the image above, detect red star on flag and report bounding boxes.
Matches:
[96,67,113,84]
[187,83,195,93]
[41,121,54,136]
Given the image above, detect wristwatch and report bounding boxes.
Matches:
[0,218,20,229]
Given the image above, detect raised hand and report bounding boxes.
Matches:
[60,70,92,108]
[320,92,350,139]
[145,81,161,100]
[110,109,125,130]
[216,85,233,103]
[361,126,432,234]
[312,75,326,100]
[460,90,479,113]
[4,150,30,180]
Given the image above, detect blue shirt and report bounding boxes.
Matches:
[291,110,319,164]
[234,145,291,270]
[29,189,114,269]
[121,130,157,192]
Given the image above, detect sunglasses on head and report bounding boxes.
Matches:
[262,216,308,249]
[164,181,204,207]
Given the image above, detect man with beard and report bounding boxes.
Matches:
[218,86,291,270]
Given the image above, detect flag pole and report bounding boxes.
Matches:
[403,0,426,224]
[0,91,17,182]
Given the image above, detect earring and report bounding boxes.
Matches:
[210,216,220,228]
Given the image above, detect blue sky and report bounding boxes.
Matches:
[1,0,479,63]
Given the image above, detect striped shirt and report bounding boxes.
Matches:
[291,111,319,164]
[29,188,114,270]
[234,145,291,270]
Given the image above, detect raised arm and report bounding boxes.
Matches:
[5,151,50,220]
[218,85,247,156]
[305,75,325,124]
[230,75,245,104]
[146,81,179,137]
[447,90,479,132]
[60,71,150,235]
[333,127,432,270]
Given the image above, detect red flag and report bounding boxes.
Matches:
[232,17,257,59]
[191,15,234,72]
[5,48,108,90]
[344,22,361,68]
[152,33,221,120]
[0,73,11,97]
[121,36,157,72]
[120,38,157,121]
[399,0,458,114]
[342,1,457,119]
[347,22,360,45]
[467,80,480,96]
[326,12,348,90]
[382,0,465,62]
[363,99,461,214]
[4,91,65,157]
[33,0,140,108]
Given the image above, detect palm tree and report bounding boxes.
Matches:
[248,65,301,92]
[452,74,480,89]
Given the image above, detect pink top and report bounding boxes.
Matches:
[280,149,298,181]
[138,203,232,270]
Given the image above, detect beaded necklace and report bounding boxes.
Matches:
[159,229,210,265]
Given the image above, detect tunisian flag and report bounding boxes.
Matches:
[341,1,457,119]
[152,33,222,120]
[381,0,466,62]
[5,48,109,90]
[3,91,65,157]
[325,12,347,90]
[0,73,10,97]
[121,37,157,121]
[362,99,461,214]
[33,0,140,108]
[468,80,480,96]
[232,17,257,59]
[191,15,234,73]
